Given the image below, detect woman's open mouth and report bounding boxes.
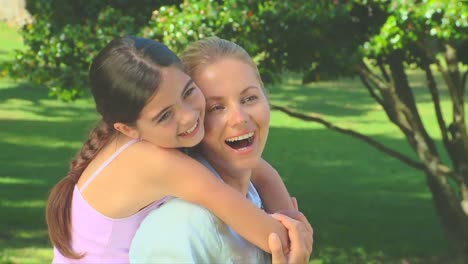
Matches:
[224,132,255,151]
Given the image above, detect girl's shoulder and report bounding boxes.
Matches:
[124,140,199,175]
[130,141,188,161]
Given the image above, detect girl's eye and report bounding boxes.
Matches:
[242,95,258,104]
[183,87,196,99]
[208,105,224,112]
[158,111,172,123]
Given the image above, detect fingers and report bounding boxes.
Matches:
[272,213,313,262]
[291,197,298,210]
[273,210,312,236]
[269,233,286,264]
[277,213,312,256]
[274,210,303,222]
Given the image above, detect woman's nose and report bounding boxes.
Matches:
[228,105,248,127]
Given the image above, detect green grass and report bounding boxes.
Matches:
[0,23,23,63]
[0,22,457,263]
[266,72,462,263]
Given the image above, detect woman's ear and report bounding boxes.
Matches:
[113,122,140,139]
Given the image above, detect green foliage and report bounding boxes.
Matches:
[149,0,467,82]
[3,0,179,101]
[144,1,265,76]
[146,0,381,82]
[363,0,468,63]
[318,247,385,264]
[3,0,467,99]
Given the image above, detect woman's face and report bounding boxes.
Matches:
[193,58,270,174]
[135,66,206,148]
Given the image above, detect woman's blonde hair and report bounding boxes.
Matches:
[181,36,264,89]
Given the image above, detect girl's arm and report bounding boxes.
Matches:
[251,158,294,213]
[140,145,289,254]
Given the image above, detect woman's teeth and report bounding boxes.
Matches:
[225,132,254,142]
[225,132,255,150]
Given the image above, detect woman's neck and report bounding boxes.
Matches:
[218,169,252,196]
[205,160,252,196]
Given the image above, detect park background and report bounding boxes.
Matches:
[0,1,467,263]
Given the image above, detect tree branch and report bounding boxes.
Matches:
[463,71,467,91]
[358,73,385,106]
[355,62,389,91]
[271,104,461,181]
[377,57,391,82]
[270,104,426,171]
[355,63,413,135]
[421,59,450,145]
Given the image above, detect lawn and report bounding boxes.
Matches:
[0,22,453,263]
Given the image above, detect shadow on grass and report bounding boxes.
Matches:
[0,81,50,103]
[267,71,450,118]
[0,120,95,250]
[264,124,448,261]
[0,79,97,251]
[0,81,96,122]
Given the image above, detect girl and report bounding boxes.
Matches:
[47,36,293,263]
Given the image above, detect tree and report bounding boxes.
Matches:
[2,0,180,101]
[148,0,467,259]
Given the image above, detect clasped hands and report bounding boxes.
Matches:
[269,197,313,264]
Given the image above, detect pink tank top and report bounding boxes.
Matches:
[52,139,170,263]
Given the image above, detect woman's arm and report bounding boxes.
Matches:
[251,158,294,213]
[140,146,289,254]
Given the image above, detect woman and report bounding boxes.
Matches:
[130,37,313,263]
[47,36,295,263]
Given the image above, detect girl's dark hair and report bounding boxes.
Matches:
[46,36,182,258]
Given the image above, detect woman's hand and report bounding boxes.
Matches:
[269,197,313,264]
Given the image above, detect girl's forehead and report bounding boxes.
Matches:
[141,67,192,115]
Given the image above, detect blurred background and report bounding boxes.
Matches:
[0,0,467,263]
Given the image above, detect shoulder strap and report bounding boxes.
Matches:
[79,138,140,192]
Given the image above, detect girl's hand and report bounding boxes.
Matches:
[269,197,313,264]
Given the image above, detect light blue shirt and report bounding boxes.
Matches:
[129,155,271,264]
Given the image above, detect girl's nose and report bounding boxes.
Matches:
[179,103,197,125]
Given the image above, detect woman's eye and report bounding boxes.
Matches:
[208,105,224,112]
[242,95,258,104]
[184,87,196,99]
[158,111,172,123]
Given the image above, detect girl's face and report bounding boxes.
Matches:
[135,66,206,148]
[193,58,270,174]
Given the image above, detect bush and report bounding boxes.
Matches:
[3,0,179,101]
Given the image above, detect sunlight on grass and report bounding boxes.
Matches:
[1,134,84,149]
[14,230,48,240]
[0,23,23,63]
[0,97,97,121]
[0,199,46,209]
[1,248,52,264]
[0,177,43,185]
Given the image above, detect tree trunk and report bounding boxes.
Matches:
[356,49,468,260]
[425,169,468,261]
